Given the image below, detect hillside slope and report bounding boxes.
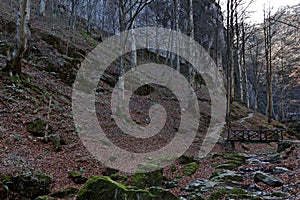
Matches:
[0,1,299,199]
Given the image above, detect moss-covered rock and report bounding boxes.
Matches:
[35,196,56,200]
[208,190,227,200]
[211,161,240,170]
[110,174,128,182]
[210,170,243,182]
[178,155,197,165]
[76,176,179,200]
[132,170,164,189]
[183,162,199,176]
[132,173,147,189]
[212,153,247,165]
[27,117,52,137]
[148,187,178,199]
[12,169,52,199]
[68,171,88,184]
[51,187,79,198]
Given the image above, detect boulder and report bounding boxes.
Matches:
[68,171,88,184]
[132,170,164,189]
[12,169,52,199]
[51,187,79,198]
[76,176,179,200]
[211,170,244,182]
[254,172,284,187]
[27,118,51,137]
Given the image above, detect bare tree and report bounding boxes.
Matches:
[263,7,273,124]
[5,0,31,75]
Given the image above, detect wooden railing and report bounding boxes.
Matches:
[226,129,284,142]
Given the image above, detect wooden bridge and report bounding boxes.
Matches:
[226,129,285,143]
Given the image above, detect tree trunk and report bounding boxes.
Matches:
[69,0,77,30]
[39,0,46,16]
[188,0,194,84]
[86,0,92,34]
[226,0,233,129]
[130,0,137,69]
[5,0,31,75]
[264,8,273,124]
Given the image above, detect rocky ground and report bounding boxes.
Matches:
[0,60,299,199]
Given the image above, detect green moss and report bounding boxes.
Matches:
[27,118,49,137]
[170,165,177,172]
[210,170,243,182]
[77,176,128,200]
[132,173,147,189]
[1,174,11,183]
[132,170,164,189]
[208,190,227,200]
[178,155,196,164]
[183,162,199,176]
[51,187,79,198]
[110,174,128,182]
[175,175,183,179]
[68,171,87,184]
[77,176,178,200]
[212,153,246,166]
[35,196,56,200]
[231,188,247,195]
[148,187,178,199]
[211,161,240,170]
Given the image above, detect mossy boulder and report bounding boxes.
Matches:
[148,187,178,199]
[183,162,199,176]
[35,196,56,200]
[210,170,243,182]
[51,187,79,198]
[76,176,179,200]
[68,171,88,184]
[110,174,128,182]
[178,155,197,165]
[12,169,52,199]
[208,190,227,200]
[27,117,52,137]
[132,170,164,189]
[212,153,247,165]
